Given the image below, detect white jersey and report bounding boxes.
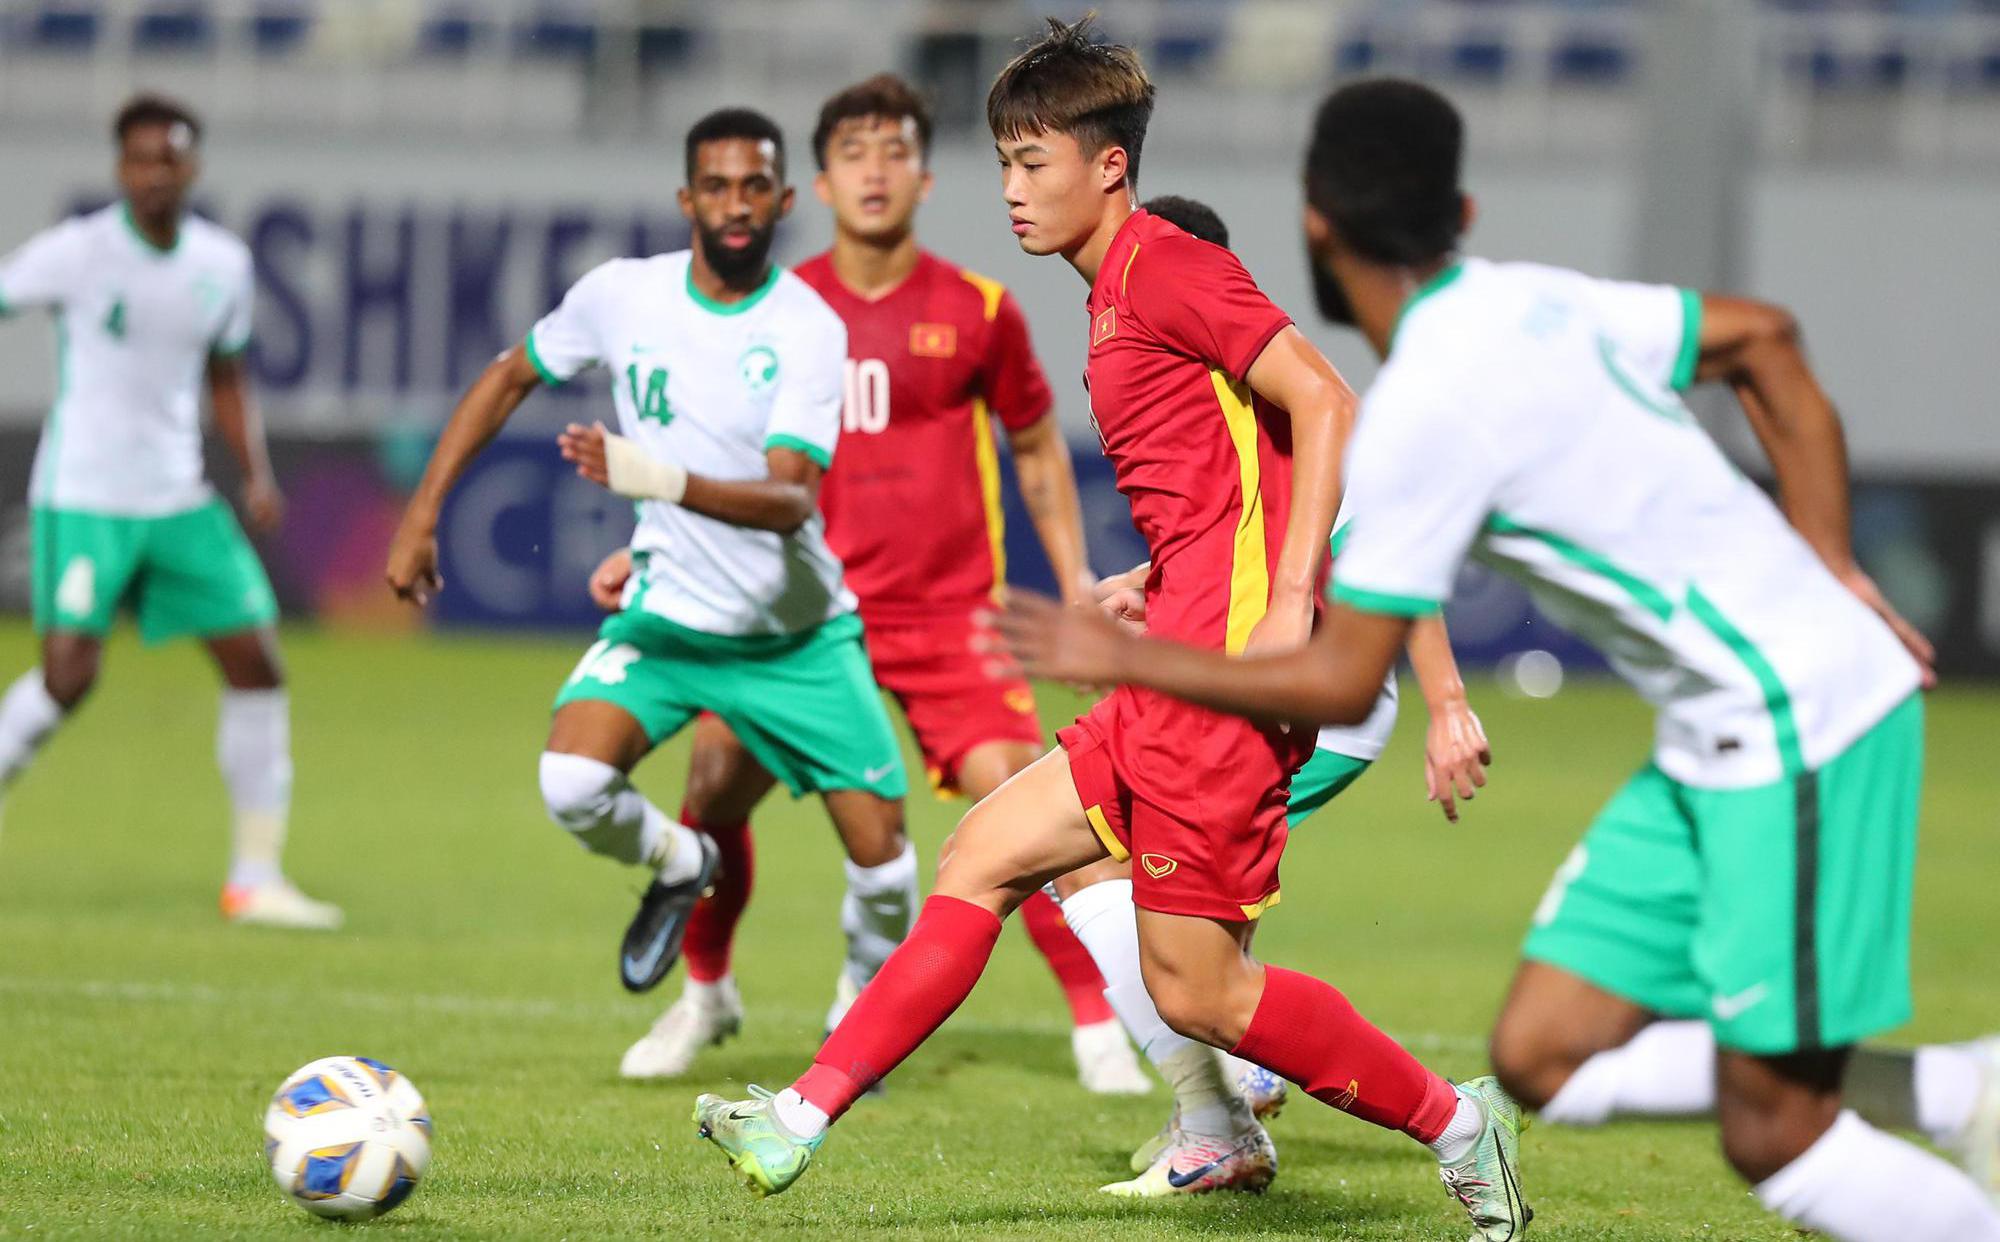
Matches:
[1313,512,1398,762]
[0,204,254,517]
[1335,258,1919,789]
[528,252,854,637]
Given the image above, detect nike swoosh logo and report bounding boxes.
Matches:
[1166,1156,1226,1189]
[624,931,669,982]
[1711,983,1770,1021]
[863,763,898,784]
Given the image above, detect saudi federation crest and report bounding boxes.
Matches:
[739,344,780,394]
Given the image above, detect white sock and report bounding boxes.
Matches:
[684,974,735,1008]
[217,688,294,889]
[1060,879,1247,1133]
[1430,1087,1485,1163]
[1541,1019,1717,1125]
[537,751,701,878]
[1915,1044,1986,1144]
[840,842,917,988]
[1060,879,1188,1062]
[770,1087,830,1140]
[1755,1110,2000,1241]
[0,670,65,788]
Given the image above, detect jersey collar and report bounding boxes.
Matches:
[120,201,181,257]
[686,261,781,316]
[1388,259,1466,353]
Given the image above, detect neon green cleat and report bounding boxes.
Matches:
[1437,1076,1532,1241]
[693,1085,824,1197]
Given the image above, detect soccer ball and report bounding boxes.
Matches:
[263,1056,432,1220]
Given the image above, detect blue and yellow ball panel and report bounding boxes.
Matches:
[354,1056,399,1091]
[379,1155,421,1212]
[297,1143,364,1200]
[279,1075,351,1118]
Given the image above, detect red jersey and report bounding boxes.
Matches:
[1082,208,1298,655]
[796,251,1054,618]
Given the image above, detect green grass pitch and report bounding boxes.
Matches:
[1,620,1994,1239]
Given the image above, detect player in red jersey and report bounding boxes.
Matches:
[695,22,1520,1235]
[583,75,1147,1096]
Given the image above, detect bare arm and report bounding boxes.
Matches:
[996,591,1406,729]
[207,353,283,534]
[556,422,821,535]
[1007,414,1093,604]
[385,344,542,603]
[1242,325,1354,652]
[1694,294,1935,682]
[1405,615,1489,823]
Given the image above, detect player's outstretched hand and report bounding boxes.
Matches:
[1424,698,1490,824]
[385,523,443,606]
[1839,566,1937,690]
[558,422,611,487]
[984,590,1135,687]
[242,473,285,534]
[590,548,633,612]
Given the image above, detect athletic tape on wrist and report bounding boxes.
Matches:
[603,431,688,504]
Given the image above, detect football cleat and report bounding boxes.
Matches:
[620,980,744,1079]
[1074,1019,1151,1096]
[1222,1051,1288,1120]
[620,834,720,993]
[1947,1036,2000,1205]
[1437,1076,1532,1241]
[221,881,344,931]
[1129,1111,1175,1174]
[694,1085,822,1197]
[1102,1121,1276,1197]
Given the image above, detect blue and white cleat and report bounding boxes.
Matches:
[1222,1051,1288,1120]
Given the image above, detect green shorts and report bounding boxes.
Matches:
[1523,693,1923,1054]
[32,500,279,643]
[1286,748,1372,828]
[552,608,908,801]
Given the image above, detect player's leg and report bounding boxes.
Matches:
[694,746,1109,1195]
[620,713,777,1079]
[957,737,1144,1096]
[2,507,134,795]
[545,624,719,992]
[201,625,340,929]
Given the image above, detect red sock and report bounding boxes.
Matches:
[1018,889,1115,1026]
[793,895,1002,1121]
[1232,965,1459,1143]
[681,812,752,984]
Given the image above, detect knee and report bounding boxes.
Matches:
[1487,1010,1572,1110]
[1145,961,1256,1049]
[538,752,621,834]
[42,655,98,710]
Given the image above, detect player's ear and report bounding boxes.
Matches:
[1099,144,1130,195]
[677,185,695,222]
[1459,192,1477,238]
[812,171,834,209]
[918,167,934,205]
[778,184,796,220]
[1303,203,1335,257]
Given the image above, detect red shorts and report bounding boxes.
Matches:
[1058,688,1309,923]
[862,606,1043,795]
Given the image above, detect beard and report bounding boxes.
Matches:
[697,219,778,285]
[1309,245,1357,326]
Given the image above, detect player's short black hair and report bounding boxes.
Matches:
[685,107,786,184]
[813,73,933,171]
[1304,78,1463,265]
[1142,195,1228,249]
[113,93,202,147]
[988,14,1155,184]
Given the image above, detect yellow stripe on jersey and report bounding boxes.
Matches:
[969,396,1008,603]
[1121,243,1142,296]
[958,268,1006,322]
[1212,369,1269,654]
[1085,804,1130,862]
[1239,888,1283,921]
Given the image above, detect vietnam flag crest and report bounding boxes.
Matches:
[909,323,958,359]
